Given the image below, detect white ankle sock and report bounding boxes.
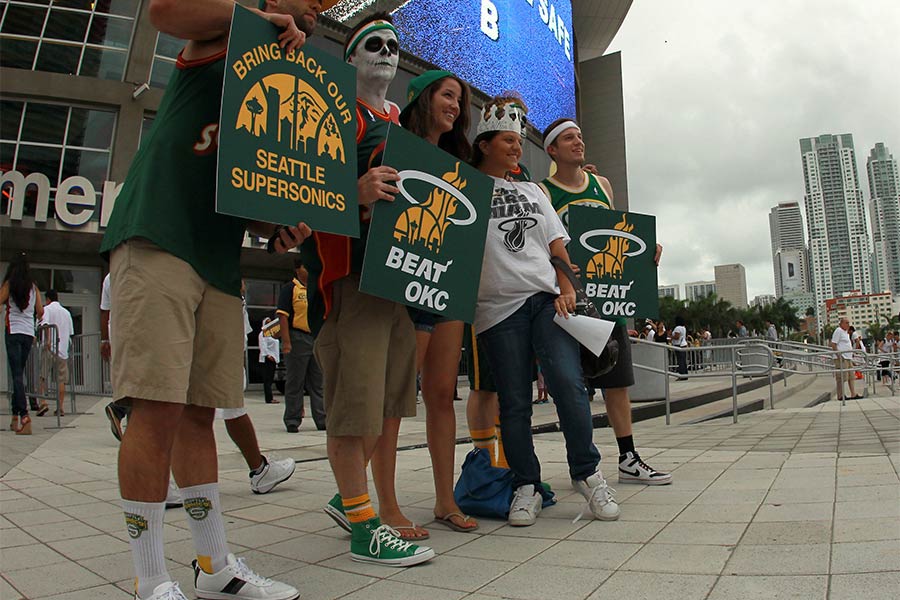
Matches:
[179,482,230,573]
[122,499,170,599]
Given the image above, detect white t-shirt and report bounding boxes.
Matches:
[831,327,853,359]
[40,301,74,359]
[645,328,655,342]
[100,273,111,311]
[258,331,280,363]
[672,325,688,347]
[474,178,569,334]
[5,286,37,337]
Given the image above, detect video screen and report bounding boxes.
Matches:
[391,0,576,132]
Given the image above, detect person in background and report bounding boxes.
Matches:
[671,316,689,380]
[39,289,74,416]
[831,317,860,401]
[1,252,44,435]
[258,316,280,404]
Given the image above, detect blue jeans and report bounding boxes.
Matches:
[5,334,34,416]
[479,292,600,490]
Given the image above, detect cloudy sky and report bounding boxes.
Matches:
[605,0,900,301]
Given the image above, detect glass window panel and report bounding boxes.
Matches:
[51,1,93,9]
[86,15,133,49]
[15,143,62,178]
[66,108,115,149]
[140,115,155,146]
[21,103,68,144]
[155,33,182,59]
[79,45,126,79]
[60,148,110,188]
[31,268,52,293]
[246,281,279,307]
[94,0,140,17]
[1,4,48,36]
[35,41,81,74]
[149,58,175,88]
[43,9,90,42]
[0,37,38,69]
[52,268,100,295]
[1,142,15,171]
[1,100,24,141]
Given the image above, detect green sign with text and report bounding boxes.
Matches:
[567,205,659,320]
[216,5,358,236]
[360,126,493,323]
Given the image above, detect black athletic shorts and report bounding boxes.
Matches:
[586,322,635,389]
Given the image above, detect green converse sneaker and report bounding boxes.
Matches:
[350,517,435,567]
[324,493,351,533]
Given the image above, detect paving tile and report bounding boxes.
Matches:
[259,533,349,563]
[273,563,373,600]
[48,534,129,560]
[620,543,733,574]
[24,521,103,543]
[567,519,667,543]
[831,540,900,573]
[834,483,900,502]
[708,574,827,599]
[340,580,467,600]
[674,503,759,523]
[0,576,23,600]
[534,540,641,570]
[829,572,900,600]
[834,499,900,520]
[4,560,106,598]
[740,521,831,545]
[693,488,768,505]
[0,528,38,548]
[38,584,132,599]
[724,543,830,575]
[489,517,589,540]
[586,572,715,600]
[446,534,556,563]
[753,502,833,522]
[477,563,611,600]
[0,542,68,571]
[764,486,835,504]
[654,522,746,545]
[4,508,73,528]
[391,554,518,593]
[833,517,900,543]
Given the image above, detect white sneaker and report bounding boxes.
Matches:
[193,553,299,599]
[572,471,620,522]
[138,581,188,600]
[618,451,672,485]
[165,479,183,509]
[250,457,296,494]
[508,484,541,527]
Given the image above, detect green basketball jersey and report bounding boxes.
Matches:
[539,172,612,230]
[100,49,247,297]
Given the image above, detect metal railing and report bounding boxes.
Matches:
[632,336,897,425]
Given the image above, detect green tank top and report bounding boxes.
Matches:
[100,49,247,297]
[539,172,612,230]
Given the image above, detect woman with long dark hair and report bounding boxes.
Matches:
[397,70,479,533]
[1,252,44,434]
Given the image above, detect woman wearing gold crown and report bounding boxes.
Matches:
[469,96,621,527]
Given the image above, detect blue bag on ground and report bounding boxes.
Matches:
[453,448,556,519]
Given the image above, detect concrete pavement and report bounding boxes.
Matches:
[1,376,898,599]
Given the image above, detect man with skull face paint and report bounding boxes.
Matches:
[299,12,435,566]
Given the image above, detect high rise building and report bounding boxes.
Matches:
[768,203,811,297]
[800,134,872,307]
[685,281,717,302]
[714,264,748,309]
[658,284,680,300]
[866,143,900,294]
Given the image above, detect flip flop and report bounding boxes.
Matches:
[433,512,479,533]
[390,523,430,541]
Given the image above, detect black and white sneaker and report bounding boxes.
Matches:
[193,553,298,599]
[618,451,672,485]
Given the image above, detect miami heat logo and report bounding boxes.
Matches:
[581,214,647,280]
[235,73,346,163]
[393,162,476,254]
[499,206,538,253]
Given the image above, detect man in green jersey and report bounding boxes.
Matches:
[539,118,672,487]
[99,2,333,599]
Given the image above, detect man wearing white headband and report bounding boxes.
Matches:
[540,118,671,487]
[299,12,434,567]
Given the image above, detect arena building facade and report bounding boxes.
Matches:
[1,0,630,390]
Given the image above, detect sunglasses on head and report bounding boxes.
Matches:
[364,36,399,55]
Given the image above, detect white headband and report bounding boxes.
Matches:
[543,120,580,153]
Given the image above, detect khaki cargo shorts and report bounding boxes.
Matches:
[109,239,244,409]
[40,347,68,384]
[834,357,854,383]
[315,276,416,436]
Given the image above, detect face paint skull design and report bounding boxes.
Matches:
[352,30,399,83]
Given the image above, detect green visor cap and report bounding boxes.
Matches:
[399,69,454,126]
